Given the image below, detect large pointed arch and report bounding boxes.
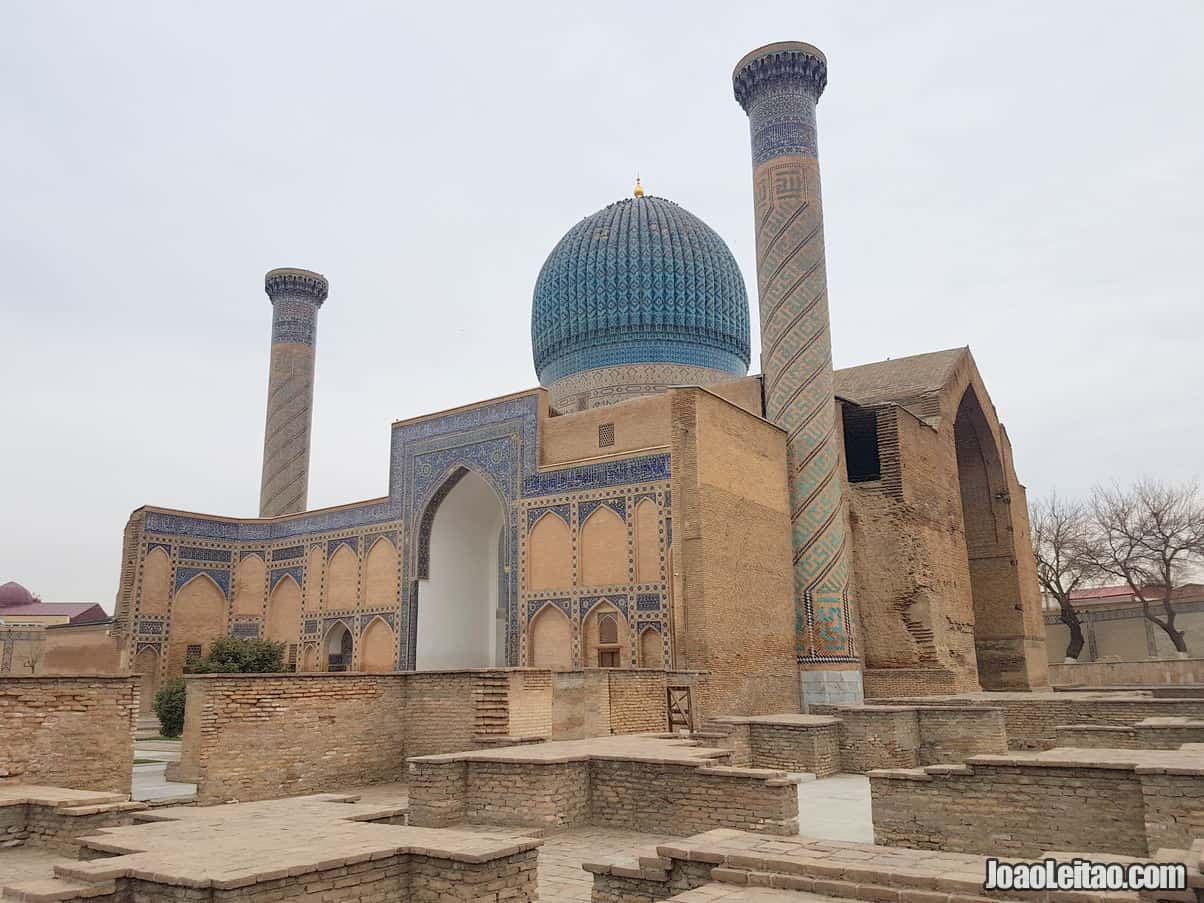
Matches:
[359,616,396,672]
[527,510,571,591]
[364,536,398,608]
[414,466,508,669]
[264,574,301,650]
[166,573,227,676]
[955,386,1027,689]
[140,547,172,616]
[528,603,573,669]
[580,506,627,586]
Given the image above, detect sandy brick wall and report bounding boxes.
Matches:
[670,389,800,716]
[915,706,1006,764]
[607,671,668,733]
[506,670,553,738]
[0,675,137,793]
[409,755,799,836]
[1057,719,1204,750]
[589,760,799,836]
[862,668,960,698]
[549,670,611,739]
[885,694,1204,749]
[462,760,590,829]
[749,721,841,777]
[870,762,1150,857]
[182,673,407,802]
[833,706,920,772]
[1051,658,1204,688]
[402,672,484,757]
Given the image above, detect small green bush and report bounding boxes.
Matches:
[186,637,285,674]
[153,678,186,738]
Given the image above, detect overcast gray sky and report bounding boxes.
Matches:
[2,1,1201,609]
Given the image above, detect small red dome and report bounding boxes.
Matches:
[0,581,35,608]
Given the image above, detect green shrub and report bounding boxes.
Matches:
[186,637,285,674]
[153,678,186,738]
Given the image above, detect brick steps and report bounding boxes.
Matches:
[1,877,115,903]
[472,674,510,739]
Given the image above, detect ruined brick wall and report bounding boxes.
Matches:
[589,760,798,836]
[182,673,407,802]
[833,706,920,772]
[1057,720,1204,749]
[885,694,1204,750]
[670,388,800,716]
[870,763,1149,857]
[847,351,1048,695]
[915,706,1007,765]
[862,668,959,699]
[608,670,668,733]
[1050,658,1204,688]
[507,670,553,738]
[749,721,841,778]
[847,409,977,691]
[1139,771,1204,854]
[550,670,611,739]
[461,761,591,829]
[402,672,482,757]
[0,675,137,793]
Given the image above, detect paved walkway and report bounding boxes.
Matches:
[796,774,872,843]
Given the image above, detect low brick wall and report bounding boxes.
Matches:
[1051,657,1204,688]
[1057,717,1204,750]
[870,760,1149,857]
[862,667,961,698]
[706,715,841,777]
[590,759,798,836]
[408,745,800,836]
[833,706,920,772]
[914,706,1006,764]
[0,675,138,793]
[879,692,1204,750]
[871,751,1204,858]
[179,673,408,802]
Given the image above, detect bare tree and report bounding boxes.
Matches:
[1031,493,1098,661]
[1086,479,1204,655]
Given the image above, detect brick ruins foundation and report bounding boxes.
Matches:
[0,675,138,794]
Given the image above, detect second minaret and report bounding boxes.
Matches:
[733,42,862,706]
[259,267,328,518]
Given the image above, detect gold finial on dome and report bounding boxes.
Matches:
[633,176,645,198]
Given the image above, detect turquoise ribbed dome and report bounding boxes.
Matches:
[532,195,750,384]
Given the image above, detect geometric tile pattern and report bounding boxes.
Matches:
[532,195,751,385]
[259,268,328,519]
[735,43,856,665]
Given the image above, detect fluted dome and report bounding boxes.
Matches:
[532,195,750,387]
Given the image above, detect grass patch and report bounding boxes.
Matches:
[132,758,161,765]
[141,735,182,742]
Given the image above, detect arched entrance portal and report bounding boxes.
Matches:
[416,469,508,670]
[954,388,1028,690]
[325,622,353,672]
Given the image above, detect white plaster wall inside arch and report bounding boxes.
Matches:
[416,470,506,669]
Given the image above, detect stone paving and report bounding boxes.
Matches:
[0,774,873,902]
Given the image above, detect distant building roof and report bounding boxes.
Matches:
[1068,584,1204,605]
[0,581,107,624]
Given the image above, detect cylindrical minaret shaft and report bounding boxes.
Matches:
[733,42,862,706]
[259,267,328,518]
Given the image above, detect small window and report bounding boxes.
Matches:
[185,644,202,662]
[287,644,298,672]
[598,649,620,668]
[842,406,881,483]
[598,422,615,448]
[598,613,618,645]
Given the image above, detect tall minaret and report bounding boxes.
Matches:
[733,42,863,706]
[259,267,328,518]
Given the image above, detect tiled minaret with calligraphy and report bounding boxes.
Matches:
[733,42,863,705]
[259,267,328,518]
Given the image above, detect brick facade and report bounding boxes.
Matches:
[0,675,138,793]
